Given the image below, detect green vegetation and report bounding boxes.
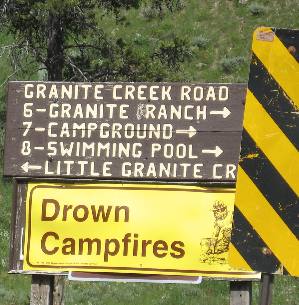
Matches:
[1,0,299,304]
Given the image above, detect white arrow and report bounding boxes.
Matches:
[176,126,197,138]
[21,162,42,173]
[210,107,231,118]
[202,146,223,157]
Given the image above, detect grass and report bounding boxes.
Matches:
[0,275,298,305]
[1,0,299,304]
[0,273,31,305]
[64,280,230,305]
[96,0,299,82]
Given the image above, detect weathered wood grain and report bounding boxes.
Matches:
[30,275,54,305]
[9,180,27,271]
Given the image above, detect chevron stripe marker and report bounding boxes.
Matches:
[253,27,299,108]
[230,27,299,276]
[248,53,299,149]
[275,28,299,63]
[239,130,299,237]
[229,243,252,271]
[244,90,299,196]
[236,168,299,275]
[231,208,280,272]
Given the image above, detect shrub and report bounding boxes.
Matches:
[141,0,185,20]
[140,6,160,20]
[154,37,192,68]
[248,3,267,15]
[220,56,246,73]
[192,35,209,49]
[133,33,147,46]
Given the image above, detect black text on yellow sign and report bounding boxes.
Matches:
[24,183,259,278]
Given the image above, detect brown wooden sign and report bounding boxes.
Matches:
[4,82,245,181]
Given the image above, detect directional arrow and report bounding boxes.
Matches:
[202,146,223,157]
[210,107,231,118]
[21,162,42,173]
[175,126,197,138]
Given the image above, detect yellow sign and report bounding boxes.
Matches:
[229,27,299,276]
[24,183,258,278]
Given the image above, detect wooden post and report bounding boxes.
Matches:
[259,273,274,305]
[30,275,54,305]
[53,275,65,305]
[230,281,252,305]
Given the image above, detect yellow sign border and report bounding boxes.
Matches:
[24,183,259,279]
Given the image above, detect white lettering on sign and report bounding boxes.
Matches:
[47,122,173,139]
[151,143,198,159]
[49,103,129,119]
[21,158,236,180]
[24,84,34,98]
[94,84,104,99]
[120,162,206,179]
[212,164,236,179]
[23,84,230,102]
[142,104,207,121]
[47,142,143,158]
[112,84,172,101]
[180,86,229,101]
[13,83,242,180]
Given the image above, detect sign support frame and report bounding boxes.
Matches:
[259,273,274,305]
[230,281,252,305]
[3,81,259,304]
[30,275,54,305]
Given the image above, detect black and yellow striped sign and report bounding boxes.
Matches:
[229,27,299,276]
